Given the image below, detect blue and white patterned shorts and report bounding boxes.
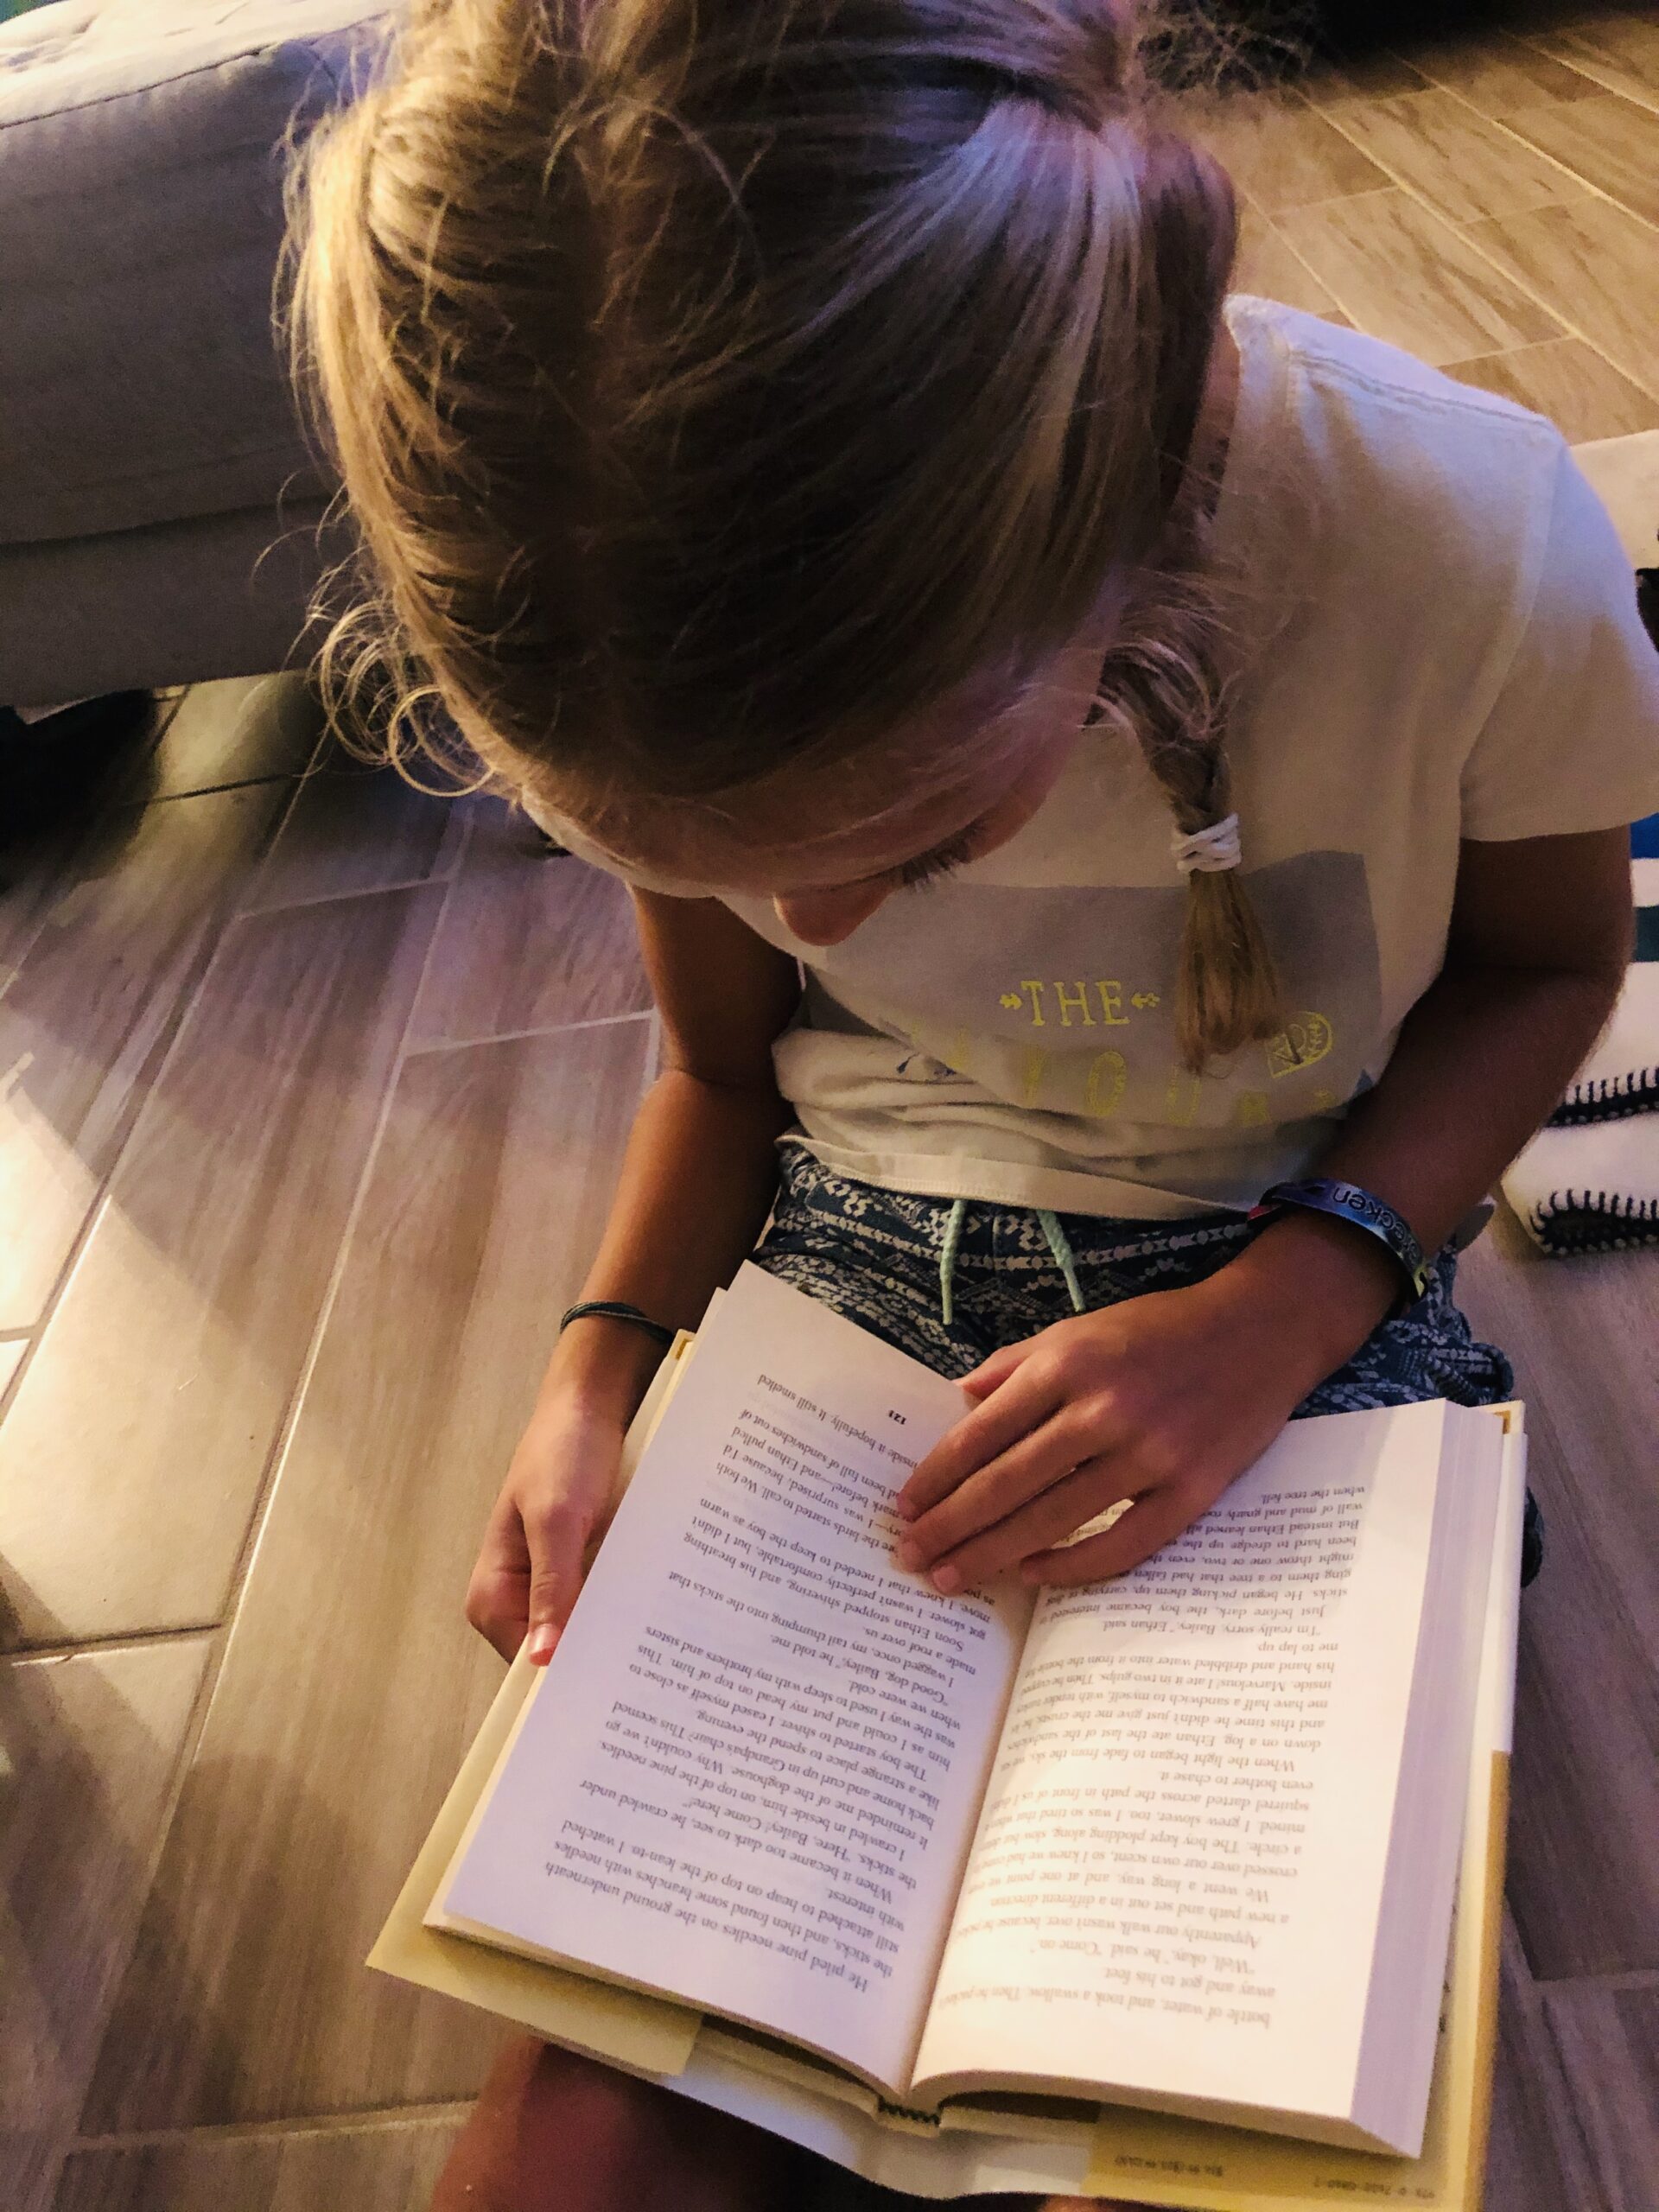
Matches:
[752,1141,1516,1418]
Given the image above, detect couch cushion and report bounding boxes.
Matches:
[0,494,354,699]
[0,0,390,547]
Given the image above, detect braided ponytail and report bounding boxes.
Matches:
[1088,464,1287,1077]
[1112,691,1286,1079]
[1083,120,1285,1076]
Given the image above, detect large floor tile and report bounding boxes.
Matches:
[1484,1919,1599,2209]
[0,1338,24,1398]
[0,886,442,1649]
[1197,93,1389,212]
[244,763,467,914]
[0,818,84,988]
[1459,1216,1659,1978]
[54,2113,464,2212]
[2,1638,210,2212]
[409,810,650,1048]
[1298,48,1430,107]
[0,785,288,1331]
[84,1020,648,2130]
[123,676,323,805]
[1406,29,1605,119]
[1500,86,1659,227]
[1231,201,1343,316]
[1325,86,1587,223]
[1529,13,1659,112]
[1276,187,1561,362]
[1539,1975,1659,2209]
[1444,337,1659,443]
[1467,193,1659,397]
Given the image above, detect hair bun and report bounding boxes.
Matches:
[988,0,1139,130]
[1062,0,1140,118]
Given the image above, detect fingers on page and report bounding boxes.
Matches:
[897,1359,1065,1520]
[899,1406,1111,1571]
[1022,1482,1201,1587]
[957,1341,1026,1400]
[923,1455,1140,1593]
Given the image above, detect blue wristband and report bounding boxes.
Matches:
[1247,1178,1431,1314]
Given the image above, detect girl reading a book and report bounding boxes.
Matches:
[292,0,1659,2202]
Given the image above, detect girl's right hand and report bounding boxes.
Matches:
[466,1395,626,1664]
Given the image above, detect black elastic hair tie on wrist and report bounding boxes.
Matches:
[559,1300,676,1350]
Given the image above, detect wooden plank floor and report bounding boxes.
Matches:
[1224,6,1659,438]
[3,7,1656,2207]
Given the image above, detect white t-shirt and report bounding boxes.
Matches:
[544,294,1659,1218]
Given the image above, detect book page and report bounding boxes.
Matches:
[434,1265,1033,2099]
[912,1401,1478,2141]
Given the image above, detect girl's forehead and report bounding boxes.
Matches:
[572,631,1110,891]
[596,717,1058,893]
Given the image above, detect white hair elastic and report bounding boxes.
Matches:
[1171,813,1242,876]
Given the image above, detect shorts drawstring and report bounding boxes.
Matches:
[1037,1208,1088,1315]
[938,1198,967,1326]
[938,1201,1089,1325]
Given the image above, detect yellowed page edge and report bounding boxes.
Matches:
[367,1333,703,2077]
[428,1325,704,1902]
[367,1636,702,2074]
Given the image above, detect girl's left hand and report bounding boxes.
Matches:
[891,1247,1383,1593]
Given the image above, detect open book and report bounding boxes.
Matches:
[423,1263,1512,2167]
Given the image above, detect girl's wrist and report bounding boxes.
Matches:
[1207,1210,1400,1387]
[543,1315,667,1428]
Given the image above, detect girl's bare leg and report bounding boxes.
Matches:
[430,2037,817,2212]
[430,2036,1148,2212]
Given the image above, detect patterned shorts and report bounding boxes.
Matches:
[753,1145,1541,1582]
[753,1141,1516,1416]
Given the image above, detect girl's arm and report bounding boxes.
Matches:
[552,890,802,1417]
[1224,823,1635,1338]
[893,826,1634,1595]
[467,891,800,1661]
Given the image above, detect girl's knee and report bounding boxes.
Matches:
[434,2037,808,2212]
[434,2040,658,2211]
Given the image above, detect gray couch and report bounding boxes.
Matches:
[0,0,387,708]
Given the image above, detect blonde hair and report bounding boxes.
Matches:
[288,0,1284,1071]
